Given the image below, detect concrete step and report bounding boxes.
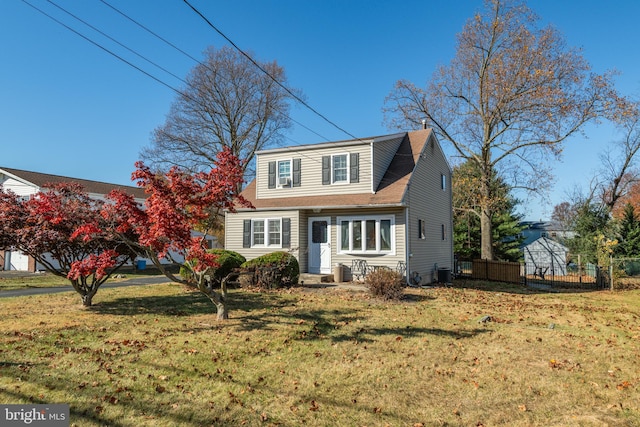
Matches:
[299,273,333,284]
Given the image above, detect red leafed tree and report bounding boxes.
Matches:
[0,183,136,306]
[105,147,250,320]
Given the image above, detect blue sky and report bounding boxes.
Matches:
[1,0,639,221]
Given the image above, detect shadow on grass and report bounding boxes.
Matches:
[90,291,214,316]
[90,288,296,318]
[451,278,604,294]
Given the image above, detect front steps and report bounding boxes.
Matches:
[299,273,333,284]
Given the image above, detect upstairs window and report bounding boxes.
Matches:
[277,160,292,188]
[268,159,300,188]
[332,154,348,184]
[441,173,446,190]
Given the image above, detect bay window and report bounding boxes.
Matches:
[337,215,394,254]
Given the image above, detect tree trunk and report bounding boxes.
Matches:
[215,301,228,320]
[480,204,494,260]
[198,278,229,321]
[81,291,95,307]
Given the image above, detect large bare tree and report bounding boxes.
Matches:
[384,0,625,259]
[141,45,297,183]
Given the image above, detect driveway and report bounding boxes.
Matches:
[0,273,172,298]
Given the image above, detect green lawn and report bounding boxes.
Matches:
[0,280,638,426]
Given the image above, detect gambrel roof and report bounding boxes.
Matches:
[238,129,436,210]
[0,167,147,199]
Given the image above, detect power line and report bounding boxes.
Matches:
[98,0,202,67]
[21,0,191,100]
[45,0,187,85]
[22,0,327,143]
[97,0,331,143]
[24,0,381,161]
[182,0,362,142]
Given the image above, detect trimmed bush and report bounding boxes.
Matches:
[180,249,246,285]
[241,251,299,289]
[365,268,404,300]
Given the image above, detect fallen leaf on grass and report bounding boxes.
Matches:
[617,381,632,390]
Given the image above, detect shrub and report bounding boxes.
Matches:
[180,249,246,285]
[365,268,404,300]
[241,251,299,289]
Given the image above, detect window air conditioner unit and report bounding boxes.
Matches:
[279,177,291,186]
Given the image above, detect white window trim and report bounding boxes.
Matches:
[276,159,292,188]
[337,215,395,255]
[251,218,283,248]
[332,153,349,185]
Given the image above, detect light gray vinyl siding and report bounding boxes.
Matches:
[406,133,454,283]
[371,135,404,191]
[255,145,372,199]
[225,210,301,262]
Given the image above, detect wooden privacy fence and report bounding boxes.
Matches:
[472,259,522,284]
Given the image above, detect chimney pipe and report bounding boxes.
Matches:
[421,119,427,129]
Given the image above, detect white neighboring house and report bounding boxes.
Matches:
[0,167,218,272]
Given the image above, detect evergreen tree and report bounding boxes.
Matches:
[616,203,640,257]
[453,161,524,262]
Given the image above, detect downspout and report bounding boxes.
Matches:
[405,182,411,282]
[405,202,411,282]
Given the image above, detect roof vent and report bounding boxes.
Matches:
[422,119,427,130]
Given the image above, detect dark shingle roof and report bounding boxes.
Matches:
[0,167,147,199]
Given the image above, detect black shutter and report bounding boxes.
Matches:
[350,153,359,183]
[293,158,301,187]
[243,220,251,248]
[268,161,276,189]
[322,156,330,185]
[282,218,291,248]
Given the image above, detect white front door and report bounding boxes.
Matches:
[308,217,331,274]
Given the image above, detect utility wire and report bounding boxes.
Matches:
[98,0,202,67]
[21,0,192,101]
[97,0,331,143]
[182,0,362,142]
[24,0,328,143]
[45,0,187,85]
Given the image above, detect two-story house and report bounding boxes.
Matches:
[225,128,453,283]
